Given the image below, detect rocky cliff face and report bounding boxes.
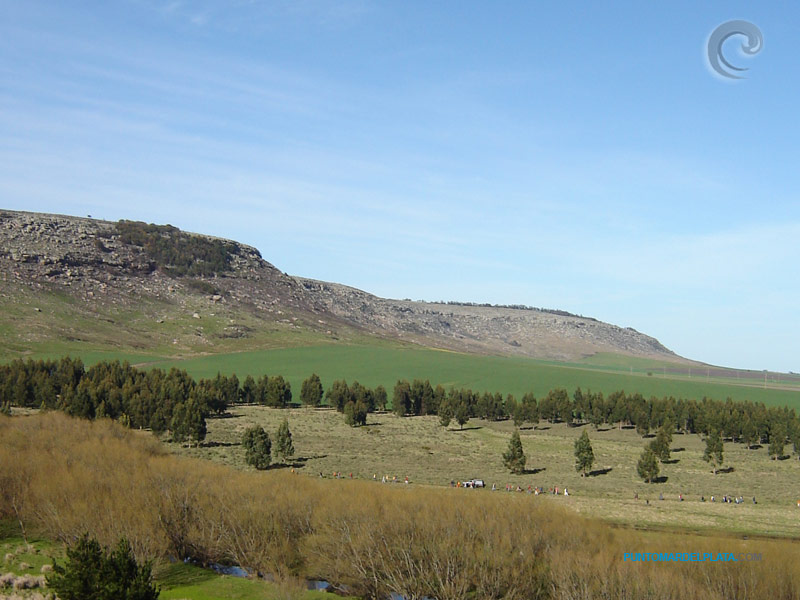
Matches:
[296,278,677,361]
[0,209,319,314]
[0,209,681,362]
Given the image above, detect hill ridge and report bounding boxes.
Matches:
[0,208,681,362]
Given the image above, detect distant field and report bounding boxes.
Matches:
[136,345,800,410]
[5,342,799,409]
[177,404,800,539]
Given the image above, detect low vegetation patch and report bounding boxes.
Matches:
[115,220,243,277]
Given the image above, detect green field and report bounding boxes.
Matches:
[176,404,800,539]
[133,345,800,410]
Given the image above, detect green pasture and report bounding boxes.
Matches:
[142,345,800,410]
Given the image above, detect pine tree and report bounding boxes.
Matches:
[574,430,594,476]
[240,375,257,404]
[742,417,758,449]
[374,385,388,412]
[635,409,650,437]
[275,418,295,463]
[242,425,271,470]
[326,380,350,412]
[650,422,672,462]
[47,534,159,600]
[453,399,470,430]
[393,380,411,416]
[185,396,207,446]
[769,424,786,460]
[521,392,539,427]
[300,373,324,407]
[502,430,527,474]
[170,402,188,444]
[637,446,660,483]
[266,376,291,408]
[344,400,368,427]
[506,395,520,426]
[791,420,800,460]
[703,429,724,474]
[438,398,453,428]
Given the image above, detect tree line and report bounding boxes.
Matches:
[413,382,800,453]
[2,357,800,460]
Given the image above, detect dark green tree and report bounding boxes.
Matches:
[169,402,188,444]
[792,424,800,460]
[438,395,453,428]
[326,380,350,412]
[769,423,786,460]
[392,380,411,416]
[637,446,660,483]
[506,394,520,426]
[47,534,159,600]
[350,381,373,413]
[453,398,470,430]
[703,429,724,474]
[650,422,672,462]
[521,392,538,427]
[574,430,594,476]
[265,375,292,408]
[255,375,270,405]
[374,385,388,411]
[185,396,207,445]
[634,409,650,437]
[275,418,295,463]
[300,373,324,407]
[242,425,271,470]
[344,400,368,427]
[502,430,527,474]
[742,416,758,449]
[240,375,257,404]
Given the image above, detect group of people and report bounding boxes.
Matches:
[318,471,412,483]
[486,483,569,496]
[704,495,755,504]
[633,492,758,505]
[314,471,776,508]
[378,473,410,484]
[318,471,356,479]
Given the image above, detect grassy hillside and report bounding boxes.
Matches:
[0,281,370,361]
[139,345,800,410]
[177,404,800,539]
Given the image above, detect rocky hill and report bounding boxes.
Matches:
[297,278,676,361]
[0,209,683,362]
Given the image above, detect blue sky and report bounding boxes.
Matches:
[1,1,798,372]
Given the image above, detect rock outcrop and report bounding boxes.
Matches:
[0,209,682,362]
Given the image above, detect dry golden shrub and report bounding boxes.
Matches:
[2,413,800,599]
